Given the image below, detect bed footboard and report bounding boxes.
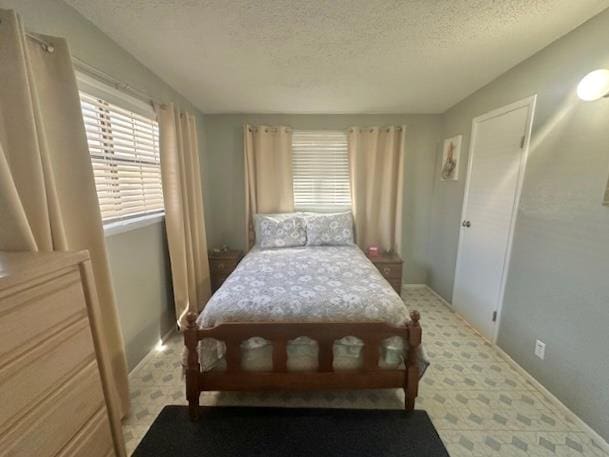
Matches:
[184,311,422,421]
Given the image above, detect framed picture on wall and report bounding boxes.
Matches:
[441,135,462,181]
[604,176,609,206]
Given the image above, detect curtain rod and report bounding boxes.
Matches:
[72,55,160,107]
[26,31,55,53]
[26,31,162,108]
[249,126,405,133]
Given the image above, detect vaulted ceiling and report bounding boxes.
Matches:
[65,0,609,113]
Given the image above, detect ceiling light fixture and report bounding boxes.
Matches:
[577,69,609,101]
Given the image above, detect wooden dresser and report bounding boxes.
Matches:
[368,253,404,295]
[209,249,243,293]
[0,251,125,457]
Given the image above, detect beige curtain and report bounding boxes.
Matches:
[244,125,294,248]
[157,104,211,327]
[348,126,406,254]
[0,9,129,417]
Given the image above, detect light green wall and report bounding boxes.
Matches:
[201,114,442,284]
[0,0,207,370]
[104,222,175,370]
[429,8,609,440]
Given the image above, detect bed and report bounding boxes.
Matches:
[184,242,427,420]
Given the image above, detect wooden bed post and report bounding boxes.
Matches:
[404,310,422,411]
[184,312,200,421]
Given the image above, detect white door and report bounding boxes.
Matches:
[452,97,536,342]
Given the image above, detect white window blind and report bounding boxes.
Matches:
[292,130,351,212]
[79,91,164,222]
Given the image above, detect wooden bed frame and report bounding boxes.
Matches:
[184,310,422,420]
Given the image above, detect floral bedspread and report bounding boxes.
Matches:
[199,245,408,326]
[195,245,428,374]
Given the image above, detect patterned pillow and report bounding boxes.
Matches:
[254,213,307,249]
[305,212,354,246]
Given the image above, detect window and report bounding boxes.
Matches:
[292,130,351,212]
[79,91,164,222]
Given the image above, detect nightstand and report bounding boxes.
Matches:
[368,253,403,295]
[209,249,244,293]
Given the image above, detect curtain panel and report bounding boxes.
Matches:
[347,126,406,254]
[243,125,294,249]
[0,9,130,417]
[157,104,211,327]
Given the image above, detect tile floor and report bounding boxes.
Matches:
[122,287,609,456]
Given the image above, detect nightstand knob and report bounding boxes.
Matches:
[383,266,391,275]
[217,262,225,270]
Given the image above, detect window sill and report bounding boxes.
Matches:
[104,212,165,237]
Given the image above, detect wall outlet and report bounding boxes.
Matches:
[535,340,546,360]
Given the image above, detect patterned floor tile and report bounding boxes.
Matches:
[121,287,609,457]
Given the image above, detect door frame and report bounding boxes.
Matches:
[452,95,537,343]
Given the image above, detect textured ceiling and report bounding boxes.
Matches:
[64,0,609,113]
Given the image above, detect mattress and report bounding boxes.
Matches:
[195,245,428,375]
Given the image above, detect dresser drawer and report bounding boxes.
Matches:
[0,268,87,364]
[0,251,125,457]
[0,318,96,435]
[376,263,402,279]
[1,360,106,457]
[57,407,115,457]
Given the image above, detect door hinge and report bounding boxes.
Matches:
[492,311,498,322]
[520,135,526,149]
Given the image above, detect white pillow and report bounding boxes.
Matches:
[254,213,307,249]
[304,212,354,246]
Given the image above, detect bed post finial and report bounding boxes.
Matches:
[409,310,420,326]
[186,311,198,329]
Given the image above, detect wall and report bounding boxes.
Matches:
[428,9,609,440]
[0,0,206,370]
[202,114,442,284]
[104,222,175,369]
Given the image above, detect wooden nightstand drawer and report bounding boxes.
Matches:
[209,249,243,293]
[377,263,402,279]
[210,259,239,275]
[387,278,402,294]
[367,253,404,295]
[211,274,229,291]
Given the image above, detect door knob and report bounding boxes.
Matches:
[462,220,471,228]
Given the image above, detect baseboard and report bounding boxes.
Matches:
[402,283,427,289]
[423,284,609,453]
[161,326,177,344]
[129,347,149,376]
[128,327,177,376]
[422,285,454,308]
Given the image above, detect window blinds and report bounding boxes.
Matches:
[79,91,164,222]
[292,130,352,212]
